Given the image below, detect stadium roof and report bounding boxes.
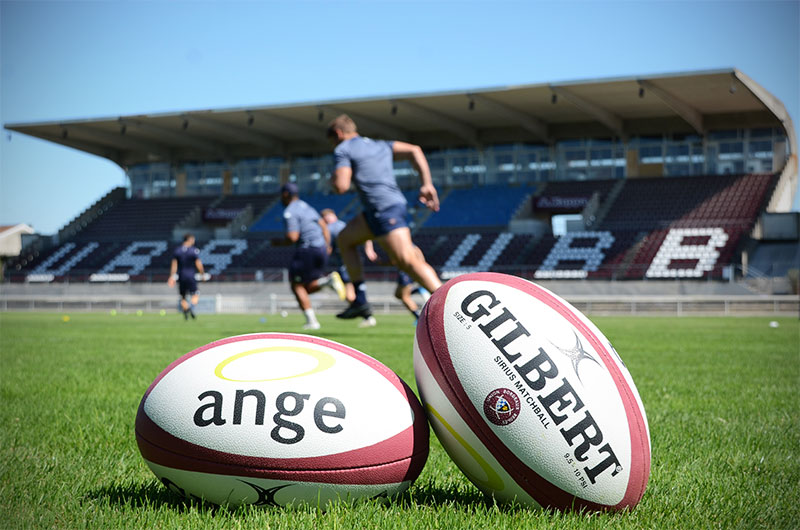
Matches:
[5,68,796,168]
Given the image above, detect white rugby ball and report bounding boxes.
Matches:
[136,333,429,506]
[414,272,650,511]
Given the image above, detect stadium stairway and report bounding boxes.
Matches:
[57,187,127,242]
[600,231,648,280]
[588,179,626,229]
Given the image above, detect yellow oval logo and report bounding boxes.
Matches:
[214,346,336,382]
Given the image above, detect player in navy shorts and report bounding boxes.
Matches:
[168,233,205,320]
[271,183,346,330]
[327,114,442,319]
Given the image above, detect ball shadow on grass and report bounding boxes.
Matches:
[85,477,537,515]
[398,480,519,510]
[83,480,231,515]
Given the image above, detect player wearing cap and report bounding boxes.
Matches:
[326,114,442,319]
[272,183,346,330]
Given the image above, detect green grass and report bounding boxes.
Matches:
[1,311,798,529]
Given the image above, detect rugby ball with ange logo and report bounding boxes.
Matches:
[136,333,429,506]
[413,272,650,511]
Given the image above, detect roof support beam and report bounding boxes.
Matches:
[63,123,173,159]
[466,93,549,141]
[317,105,409,141]
[181,113,285,151]
[118,118,228,156]
[253,111,326,141]
[390,99,478,144]
[637,80,704,135]
[549,85,625,138]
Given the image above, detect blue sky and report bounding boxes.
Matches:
[1,0,798,234]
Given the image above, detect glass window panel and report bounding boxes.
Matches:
[708,130,739,140]
[749,128,772,138]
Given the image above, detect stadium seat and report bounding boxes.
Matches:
[74,196,216,241]
[424,185,535,228]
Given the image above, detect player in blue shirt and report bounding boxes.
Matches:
[327,114,442,319]
[271,183,346,330]
[168,233,205,320]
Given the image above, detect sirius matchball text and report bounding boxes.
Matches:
[459,289,622,486]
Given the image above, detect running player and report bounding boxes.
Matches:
[271,183,346,330]
[167,233,205,320]
[326,114,442,319]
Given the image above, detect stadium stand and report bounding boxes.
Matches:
[601,174,774,231]
[412,230,531,271]
[203,193,278,227]
[233,241,294,271]
[601,173,778,278]
[524,234,558,270]
[211,193,277,212]
[248,191,357,232]
[6,172,783,284]
[411,231,461,268]
[248,201,286,233]
[423,185,536,228]
[73,196,216,240]
[302,192,358,220]
[4,72,796,293]
[586,231,642,279]
[100,241,171,279]
[403,189,433,228]
[494,233,538,266]
[535,179,618,208]
[24,241,106,278]
[459,232,502,266]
